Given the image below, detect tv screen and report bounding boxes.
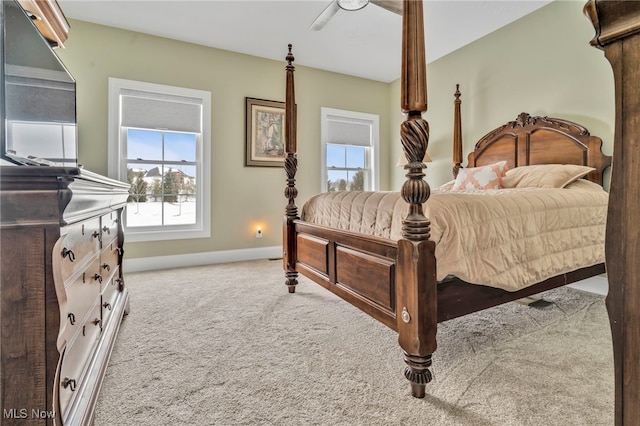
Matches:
[1,0,77,167]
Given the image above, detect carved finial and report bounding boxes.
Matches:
[515,112,532,127]
[286,43,295,68]
[454,84,460,99]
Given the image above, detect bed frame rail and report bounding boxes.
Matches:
[437,264,606,322]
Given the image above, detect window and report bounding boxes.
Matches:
[320,107,379,192]
[108,78,211,242]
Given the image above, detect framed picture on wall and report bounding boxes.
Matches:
[245,97,286,167]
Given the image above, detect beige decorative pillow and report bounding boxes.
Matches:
[452,161,508,190]
[501,164,595,189]
[564,178,604,191]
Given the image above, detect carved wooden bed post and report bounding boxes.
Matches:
[396,0,438,398]
[453,84,463,178]
[283,44,299,294]
[584,2,640,424]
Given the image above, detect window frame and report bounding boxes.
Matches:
[108,78,211,242]
[320,107,379,192]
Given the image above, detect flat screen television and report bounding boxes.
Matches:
[1,0,77,167]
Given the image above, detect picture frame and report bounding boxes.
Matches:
[245,97,286,167]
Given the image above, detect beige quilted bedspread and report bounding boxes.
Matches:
[300,180,608,291]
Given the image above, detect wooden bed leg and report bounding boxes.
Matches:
[284,248,298,294]
[283,44,299,294]
[405,353,433,398]
[410,382,426,399]
[397,239,438,398]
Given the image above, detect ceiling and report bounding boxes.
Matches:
[57,0,552,83]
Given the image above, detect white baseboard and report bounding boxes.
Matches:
[567,274,608,296]
[124,246,282,273]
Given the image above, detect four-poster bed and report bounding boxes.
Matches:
[283,0,611,398]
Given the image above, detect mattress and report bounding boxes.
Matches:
[300,179,608,291]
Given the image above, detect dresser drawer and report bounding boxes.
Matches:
[101,269,121,327]
[100,211,120,248]
[99,237,121,291]
[58,256,101,346]
[58,302,102,417]
[59,218,101,282]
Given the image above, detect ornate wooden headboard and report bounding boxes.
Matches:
[451,87,611,185]
[467,112,611,185]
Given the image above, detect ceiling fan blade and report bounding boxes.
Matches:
[370,0,403,15]
[309,1,341,31]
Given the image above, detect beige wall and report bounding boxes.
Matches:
[57,20,392,260]
[390,0,615,190]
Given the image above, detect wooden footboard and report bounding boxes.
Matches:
[294,221,399,330]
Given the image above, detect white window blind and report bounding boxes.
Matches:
[120,89,202,133]
[326,116,372,146]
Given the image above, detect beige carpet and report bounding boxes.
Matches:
[95,259,614,425]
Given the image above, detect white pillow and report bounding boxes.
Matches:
[452,161,508,191]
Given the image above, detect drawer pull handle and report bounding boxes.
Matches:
[62,248,75,262]
[102,226,111,235]
[92,318,102,329]
[67,312,76,325]
[62,377,76,391]
[102,263,111,272]
[92,230,100,239]
[116,247,124,256]
[94,274,103,283]
[103,302,112,310]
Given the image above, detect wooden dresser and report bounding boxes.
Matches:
[0,166,130,425]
